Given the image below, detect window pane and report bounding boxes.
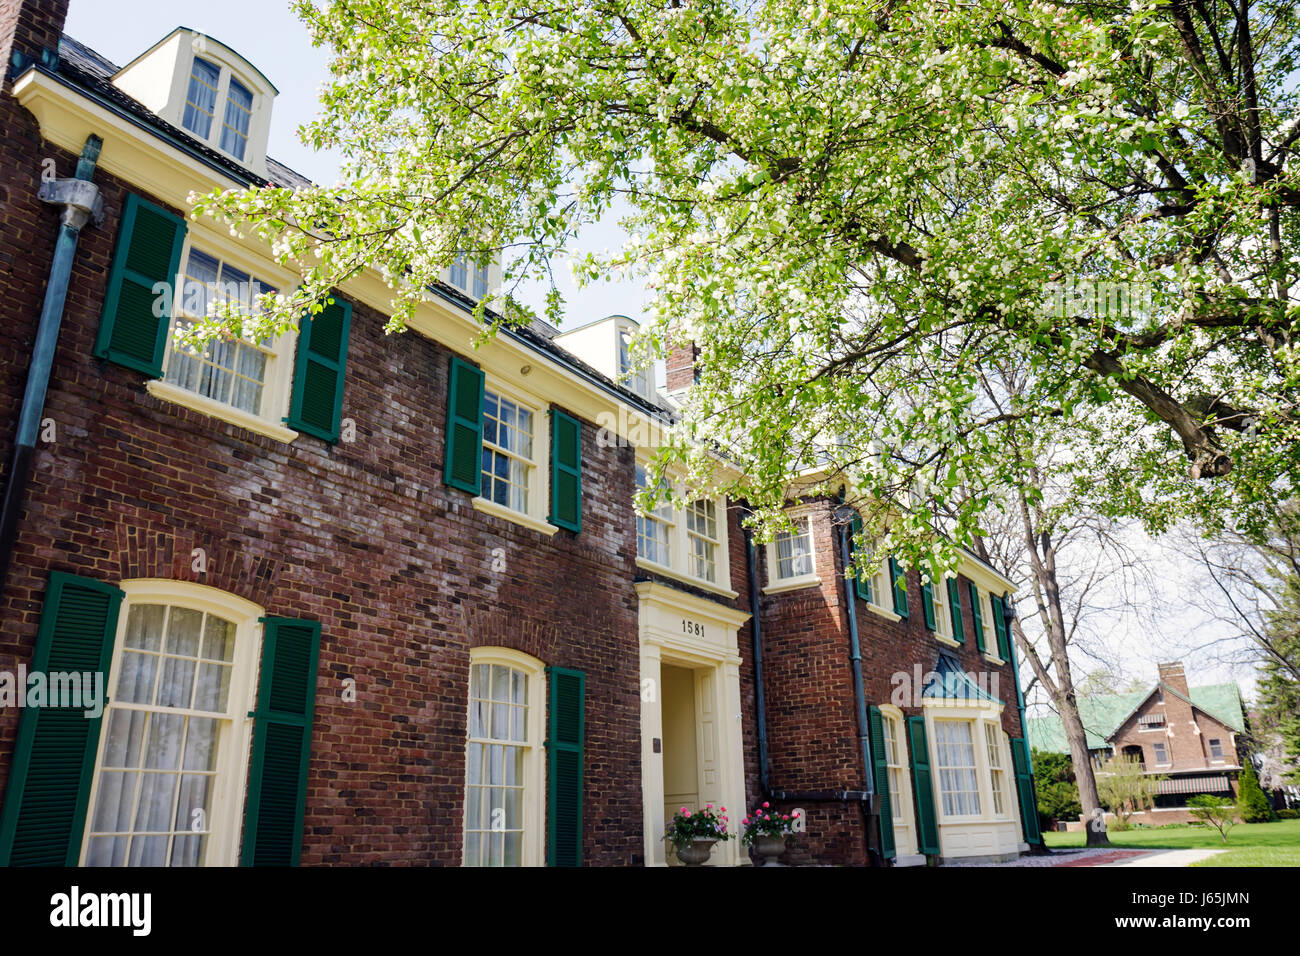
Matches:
[220,78,253,160]
[182,57,219,138]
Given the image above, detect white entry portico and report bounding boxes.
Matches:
[636,580,750,866]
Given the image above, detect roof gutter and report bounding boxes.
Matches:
[0,133,104,594]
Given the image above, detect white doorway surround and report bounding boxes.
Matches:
[636,581,750,866]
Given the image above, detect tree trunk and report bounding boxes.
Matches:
[1016,480,1111,846]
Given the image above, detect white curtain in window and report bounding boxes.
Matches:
[86,605,233,867]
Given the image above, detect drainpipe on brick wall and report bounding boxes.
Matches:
[744,527,771,799]
[0,134,103,594]
[747,515,875,826]
[835,508,882,865]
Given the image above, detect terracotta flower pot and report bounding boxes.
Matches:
[753,834,787,865]
[675,838,717,866]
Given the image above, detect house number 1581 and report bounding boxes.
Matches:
[682,620,704,636]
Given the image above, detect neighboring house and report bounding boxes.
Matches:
[1027,662,1247,825]
[0,0,1040,866]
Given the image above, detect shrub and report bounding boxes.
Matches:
[1108,816,1132,831]
[1236,762,1273,823]
[1277,808,1299,819]
[1036,780,1082,829]
[1187,795,1237,843]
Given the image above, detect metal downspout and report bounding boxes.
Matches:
[744,527,771,799]
[836,512,880,865]
[0,134,104,594]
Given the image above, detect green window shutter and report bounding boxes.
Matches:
[546,666,585,866]
[1010,737,1043,844]
[0,571,123,866]
[969,581,985,653]
[867,706,896,860]
[992,594,1009,660]
[906,716,940,855]
[947,578,964,644]
[93,192,187,376]
[921,580,936,630]
[286,296,352,442]
[889,557,908,618]
[851,515,871,602]
[444,355,485,495]
[241,618,321,867]
[548,408,582,532]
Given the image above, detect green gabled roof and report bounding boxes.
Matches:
[1025,682,1245,755]
[1188,683,1246,734]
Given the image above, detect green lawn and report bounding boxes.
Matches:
[1042,818,1300,866]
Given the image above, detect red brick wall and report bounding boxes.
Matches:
[1110,692,1239,773]
[747,500,1025,864]
[0,86,649,863]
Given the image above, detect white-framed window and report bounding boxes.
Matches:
[685,499,720,584]
[1209,738,1224,761]
[880,706,914,854]
[855,535,892,612]
[463,648,545,867]
[978,590,997,655]
[179,54,260,164]
[1152,741,1170,765]
[635,464,673,566]
[619,328,652,398]
[633,461,733,593]
[220,77,253,160]
[984,721,1007,817]
[80,582,261,867]
[774,517,813,580]
[181,56,220,140]
[163,245,278,416]
[481,389,535,514]
[148,234,297,442]
[933,719,982,818]
[930,576,953,640]
[449,252,490,299]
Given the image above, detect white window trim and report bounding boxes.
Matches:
[463,647,547,867]
[922,700,1011,826]
[879,704,915,854]
[148,228,299,443]
[982,719,1012,820]
[977,590,1002,663]
[633,457,735,598]
[79,580,263,867]
[176,48,267,166]
[928,573,958,646]
[852,533,895,618]
[472,376,559,535]
[764,511,820,594]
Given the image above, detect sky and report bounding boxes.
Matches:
[64,1,1264,709]
[64,0,652,333]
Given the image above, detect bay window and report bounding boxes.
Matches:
[933,719,981,818]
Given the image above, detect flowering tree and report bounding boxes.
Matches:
[197,0,1300,567]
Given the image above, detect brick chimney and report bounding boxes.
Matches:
[1157,661,1189,697]
[1,0,68,89]
[665,335,698,398]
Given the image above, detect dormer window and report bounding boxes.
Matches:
[449,252,490,299]
[619,329,651,398]
[111,30,278,176]
[221,79,254,160]
[182,57,220,139]
[179,56,257,162]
